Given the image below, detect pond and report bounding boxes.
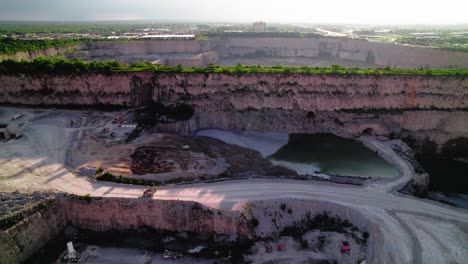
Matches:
[196,130,399,178]
[269,133,398,178]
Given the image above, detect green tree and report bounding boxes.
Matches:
[330,64,342,73]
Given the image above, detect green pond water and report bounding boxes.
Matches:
[269,133,399,178]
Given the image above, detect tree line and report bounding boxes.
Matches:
[0,37,89,54]
[1,58,468,76]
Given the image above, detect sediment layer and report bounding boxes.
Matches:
[1,72,467,155]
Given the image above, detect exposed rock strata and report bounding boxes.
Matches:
[0,45,81,61]
[0,196,375,264]
[0,196,251,263]
[4,37,468,68]
[219,37,468,68]
[1,72,467,155]
[59,198,251,238]
[0,203,65,264]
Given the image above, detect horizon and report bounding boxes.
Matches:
[0,20,468,28]
[1,0,468,25]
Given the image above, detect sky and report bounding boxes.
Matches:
[0,0,467,24]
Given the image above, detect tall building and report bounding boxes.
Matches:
[253,21,266,32]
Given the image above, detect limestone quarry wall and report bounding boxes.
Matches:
[0,197,251,263]
[166,51,219,67]
[0,197,379,263]
[4,37,468,68]
[59,198,250,237]
[152,73,468,154]
[76,38,468,68]
[1,72,468,154]
[82,40,212,57]
[0,72,155,107]
[154,74,468,111]
[3,73,468,110]
[0,203,66,264]
[0,45,81,62]
[222,37,468,68]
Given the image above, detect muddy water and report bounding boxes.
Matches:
[269,134,398,178]
[196,130,398,178]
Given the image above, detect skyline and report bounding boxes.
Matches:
[0,0,468,25]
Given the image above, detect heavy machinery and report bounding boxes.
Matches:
[163,249,183,260]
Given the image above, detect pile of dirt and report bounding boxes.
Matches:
[130,146,186,175]
[127,134,295,183]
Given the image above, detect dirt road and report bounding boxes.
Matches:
[0,107,467,264]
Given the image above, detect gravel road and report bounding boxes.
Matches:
[0,107,467,264]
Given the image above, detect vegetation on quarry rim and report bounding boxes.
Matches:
[1,57,468,76]
[0,37,87,54]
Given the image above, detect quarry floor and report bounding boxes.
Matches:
[0,106,467,264]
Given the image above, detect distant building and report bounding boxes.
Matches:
[253,22,266,32]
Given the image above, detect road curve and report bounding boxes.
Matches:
[0,107,467,264]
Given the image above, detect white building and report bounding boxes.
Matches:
[253,22,266,32]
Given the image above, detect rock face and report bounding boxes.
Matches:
[219,37,468,68]
[0,72,154,107]
[1,72,468,155]
[5,37,468,68]
[154,73,468,156]
[0,203,66,264]
[0,196,252,263]
[0,45,80,61]
[59,198,251,238]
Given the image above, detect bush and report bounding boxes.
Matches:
[251,218,260,227]
[363,232,369,239]
[300,239,309,249]
[95,170,161,187]
[71,193,92,202]
[1,57,468,76]
[318,235,327,251]
[280,203,286,211]
[0,37,86,54]
[280,212,357,238]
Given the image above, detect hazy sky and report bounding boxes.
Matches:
[0,0,467,24]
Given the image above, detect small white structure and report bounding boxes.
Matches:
[7,124,20,138]
[0,124,20,140]
[63,241,80,262]
[67,242,77,259]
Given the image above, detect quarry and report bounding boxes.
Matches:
[0,36,468,264]
[4,37,468,68]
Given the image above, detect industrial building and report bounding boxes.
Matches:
[253,21,266,32]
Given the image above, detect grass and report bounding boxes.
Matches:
[2,58,468,76]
